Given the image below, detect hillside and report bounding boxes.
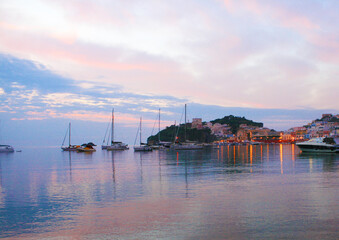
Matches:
[147,124,216,144]
[211,115,263,134]
[147,115,263,143]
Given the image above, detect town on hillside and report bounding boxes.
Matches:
[147,114,339,145]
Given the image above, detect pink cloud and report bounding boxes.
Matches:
[11,109,173,128]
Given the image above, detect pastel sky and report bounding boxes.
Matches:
[0,0,338,146]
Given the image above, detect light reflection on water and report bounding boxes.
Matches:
[0,144,338,239]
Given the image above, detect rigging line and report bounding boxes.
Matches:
[134,124,140,146]
[102,120,111,144]
[61,125,69,147]
[107,128,111,144]
[150,114,158,136]
[175,107,185,141]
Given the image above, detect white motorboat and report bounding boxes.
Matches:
[296,137,339,153]
[0,145,14,153]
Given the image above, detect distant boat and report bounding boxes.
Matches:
[0,145,14,153]
[102,109,129,151]
[61,122,80,151]
[77,142,97,152]
[171,104,203,150]
[149,108,166,150]
[134,117,152,152]
[0,121,14,153]
[171,141,203,150]
[296,137,339,153]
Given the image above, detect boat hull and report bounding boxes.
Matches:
[61,146,80,151]
[77,147,96,152]
[134,146,153,152]
[171,144,203,150]
[0,145,14,153]
[104,143,129,151]
[296,144,339,153]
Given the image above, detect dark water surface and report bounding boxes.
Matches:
[0,144,338,239]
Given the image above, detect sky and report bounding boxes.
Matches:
[0,0,338,147]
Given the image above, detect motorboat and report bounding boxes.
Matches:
[0,145,14,153]
[77,142,96,152]
[296,137,339,153]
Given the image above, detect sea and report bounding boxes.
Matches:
[0,144,338,239]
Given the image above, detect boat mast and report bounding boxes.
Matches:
[140,117,142,145]
[69,122,71,147]
[111,108,114,145]
[158,108,161,143]
[184,104,187,142]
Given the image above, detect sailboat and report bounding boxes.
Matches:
[172,104,203,150]
[150,108,167,150]
[134,117,152,152]
[61,122,80,151]
[102,109,129,150]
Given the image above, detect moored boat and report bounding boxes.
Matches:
[107,141,129,150]
[61,122,80,151]
[171,141,203,150]
[77,142,97,152]
[0,145,14,153]
[171,104,203,151]
[134,117,153,152]
[296,137,339,153]
[102,109,129,150]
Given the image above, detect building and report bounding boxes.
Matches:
[191,118,203,129]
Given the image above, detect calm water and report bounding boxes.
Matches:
[0,144,338,239]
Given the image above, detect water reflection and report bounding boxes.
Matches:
[0,146,338,239]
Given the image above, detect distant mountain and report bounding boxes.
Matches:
[210,115,263,134]
[147,115,263,144]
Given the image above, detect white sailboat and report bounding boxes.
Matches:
[102,109,129,150]
[171,104,203,150]
[61,122,80,151]
[134,117,152,152]
[150,108,167,150]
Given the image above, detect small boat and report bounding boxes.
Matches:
[171,104,203,150]
[0,122,14,153]
[134,117,152,152]
[107,142,129,151]
[171,142,203,150]
[0,145,14,153]
[134,143,153,152]
[61,122,80,151]
[296,137,339,153]
[77,142,96,152]
[102,109,129,150]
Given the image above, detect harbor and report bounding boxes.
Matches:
[0,144,338,239]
